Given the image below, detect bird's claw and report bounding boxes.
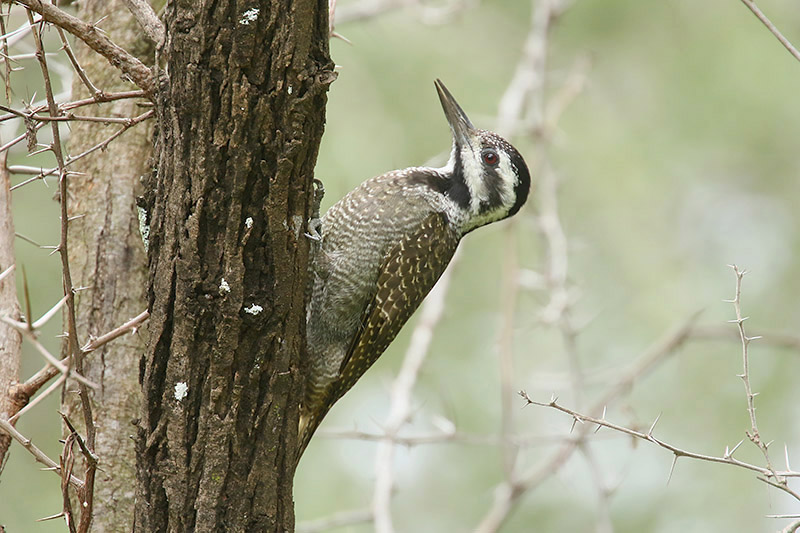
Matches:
[306,218,323,242]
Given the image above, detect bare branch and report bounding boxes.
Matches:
[0,417,85,490]
[296,508,373,533]
[31,295,67,329]
[0,89,148,124]
[779,519,800,533]
[60,432,78,533]
[60,412,97,533]
[10,0,156,94]
[9,309,150,410]
[10,109,154,190]
[690,324,800,353]
[0,317,99,389]
[728,265,774,473]
[55,26,101,98]
[122,0,165,46]
[520,393,800,501]
[81,310,149,352]
[740,0,800,63]
[8,373,66,423]
[476,310,702,533]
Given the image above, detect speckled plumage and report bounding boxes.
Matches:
[298,81,531,457]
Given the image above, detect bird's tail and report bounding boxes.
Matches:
[296,408,328,463]
[296,387,340,462]
[296,413,315,461]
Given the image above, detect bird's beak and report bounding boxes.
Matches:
[435,79,476,149]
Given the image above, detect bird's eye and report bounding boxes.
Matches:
[482,150,499,166]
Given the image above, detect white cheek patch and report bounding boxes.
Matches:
[496,152,517,208]
[460,145,486,214]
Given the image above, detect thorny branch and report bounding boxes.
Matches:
[25,3,96,443]
[0,4,153,528]
[7,0,156,94]
[518,391,800,502]
[23,13,97,530]
[10,110,154,190]
[517,266,800,521]
[728,265,780,479]
[0,417,85,490]
[475,309,702,533]
[2,309,151,425]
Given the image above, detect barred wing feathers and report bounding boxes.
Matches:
[297,212,460,456]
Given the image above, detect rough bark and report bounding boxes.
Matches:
[0,152,23,472]
[62,2,153,530]
[135,2,333,532]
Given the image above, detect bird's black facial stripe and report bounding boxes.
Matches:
[444,156,471,210]
[477,136,510,214]
[479,166,505,214]
[404,166,471,212]
[506,148,530,218]
[406,168,449,195]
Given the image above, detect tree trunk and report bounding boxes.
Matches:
[0,153,23,472]
[135,2,333,532]
[63,1,153,530]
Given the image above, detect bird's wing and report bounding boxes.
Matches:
[336,211,460,395]
[297,212,460,457]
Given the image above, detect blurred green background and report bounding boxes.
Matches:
[3,0,800,531]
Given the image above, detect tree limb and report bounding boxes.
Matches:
[8,0,156,94]
[122,0,165,46]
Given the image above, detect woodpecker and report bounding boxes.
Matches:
[299,80,531,457]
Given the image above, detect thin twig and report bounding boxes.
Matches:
[476,310,702,533]
[0,316,98,389]
[13,0,155,94]
[520,393,800,502]
[8,373,66,423]
[728,265,774,473]
[55,26,101,98]
[12,309,150,406]
[0,417,85,489]
[0,263,13,282]
[690,324,800,353]
[60,432,78,533]
[0,89,147,123]
[740,0,800,63]
[81,309,149,352]
[779,519,800,533]
[10,109,154,190]
[296,508,373,533]
[0,120,45,153]
[31,294,67,329]
[321,427,622,447]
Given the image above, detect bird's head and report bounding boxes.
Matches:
[435,79,531,234]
